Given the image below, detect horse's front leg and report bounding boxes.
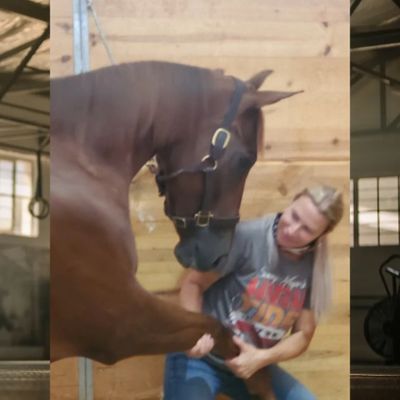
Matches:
[245,369,276,400]
[103,280,238,362]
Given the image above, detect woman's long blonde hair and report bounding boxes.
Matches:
[294,186,344,320]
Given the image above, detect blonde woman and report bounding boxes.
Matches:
[164,185,344,400]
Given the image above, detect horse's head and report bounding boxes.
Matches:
[155,68,302,271]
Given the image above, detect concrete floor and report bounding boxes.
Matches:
[0,361,49,400]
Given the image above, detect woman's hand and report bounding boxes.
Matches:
[225,336,269,379]
[186,333,215,358]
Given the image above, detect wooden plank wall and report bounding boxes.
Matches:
[51,1,349,399]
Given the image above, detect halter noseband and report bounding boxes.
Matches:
[155,79,247,230]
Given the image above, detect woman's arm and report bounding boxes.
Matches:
[179,269,221,312]
[179,269,221,357]
[258,308,316,365]
[225,309,316,378]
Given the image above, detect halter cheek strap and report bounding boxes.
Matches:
[154,127,231,190]
[155,79,247,229]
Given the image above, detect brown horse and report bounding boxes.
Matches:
[51,61,299,397]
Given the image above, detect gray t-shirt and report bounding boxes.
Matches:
[203,214,314,349]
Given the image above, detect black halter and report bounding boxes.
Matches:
[155,79,247,230]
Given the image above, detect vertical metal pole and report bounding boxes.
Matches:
[73,1,93,399]
[73,0,90,73]
[79,358,93,400]
[11,159,16,232]
[354,179,359,247]
[377,178,380,245]
[398,176,400,245]
[379,62,386,130]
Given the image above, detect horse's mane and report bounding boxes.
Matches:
[51,61,217,139]
[52,61,215,101]
[53,61,266,158]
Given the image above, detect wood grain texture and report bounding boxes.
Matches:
[51,0,349,399]
[50,358,79,400]
[51,0,349,160]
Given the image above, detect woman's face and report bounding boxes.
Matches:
[277,195,330,248]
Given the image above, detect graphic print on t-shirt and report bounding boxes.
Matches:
[227,271,308,348]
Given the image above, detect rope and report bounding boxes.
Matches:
[86,0,116,65]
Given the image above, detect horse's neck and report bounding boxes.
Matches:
[54,69,157,183]
[148,66,231,164]
[55,63,229,182]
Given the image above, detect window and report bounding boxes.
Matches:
[351,176,400,247]
[0,153,38,237]
[358,178,378,246]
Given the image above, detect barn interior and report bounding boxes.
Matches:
[50,1,349,399]
[350,0,400,398]
[7,1,399,399]
[0,0,49,399]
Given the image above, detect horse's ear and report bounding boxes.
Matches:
[254,90,304,107]
[246,70,274,90]
[239,89,303,113]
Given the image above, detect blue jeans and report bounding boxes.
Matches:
[164,353,316,400]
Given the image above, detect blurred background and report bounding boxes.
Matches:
[0,0,49,398]
[51,0,349,399]
[350,0,400,398]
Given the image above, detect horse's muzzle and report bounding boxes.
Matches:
[174,227,234,271]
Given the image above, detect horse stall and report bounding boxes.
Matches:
[51,1,349,399]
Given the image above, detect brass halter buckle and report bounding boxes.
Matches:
[201,154,218,171]
[173,217,187,229]
[194,211,214,227]
[212,128,231,149]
